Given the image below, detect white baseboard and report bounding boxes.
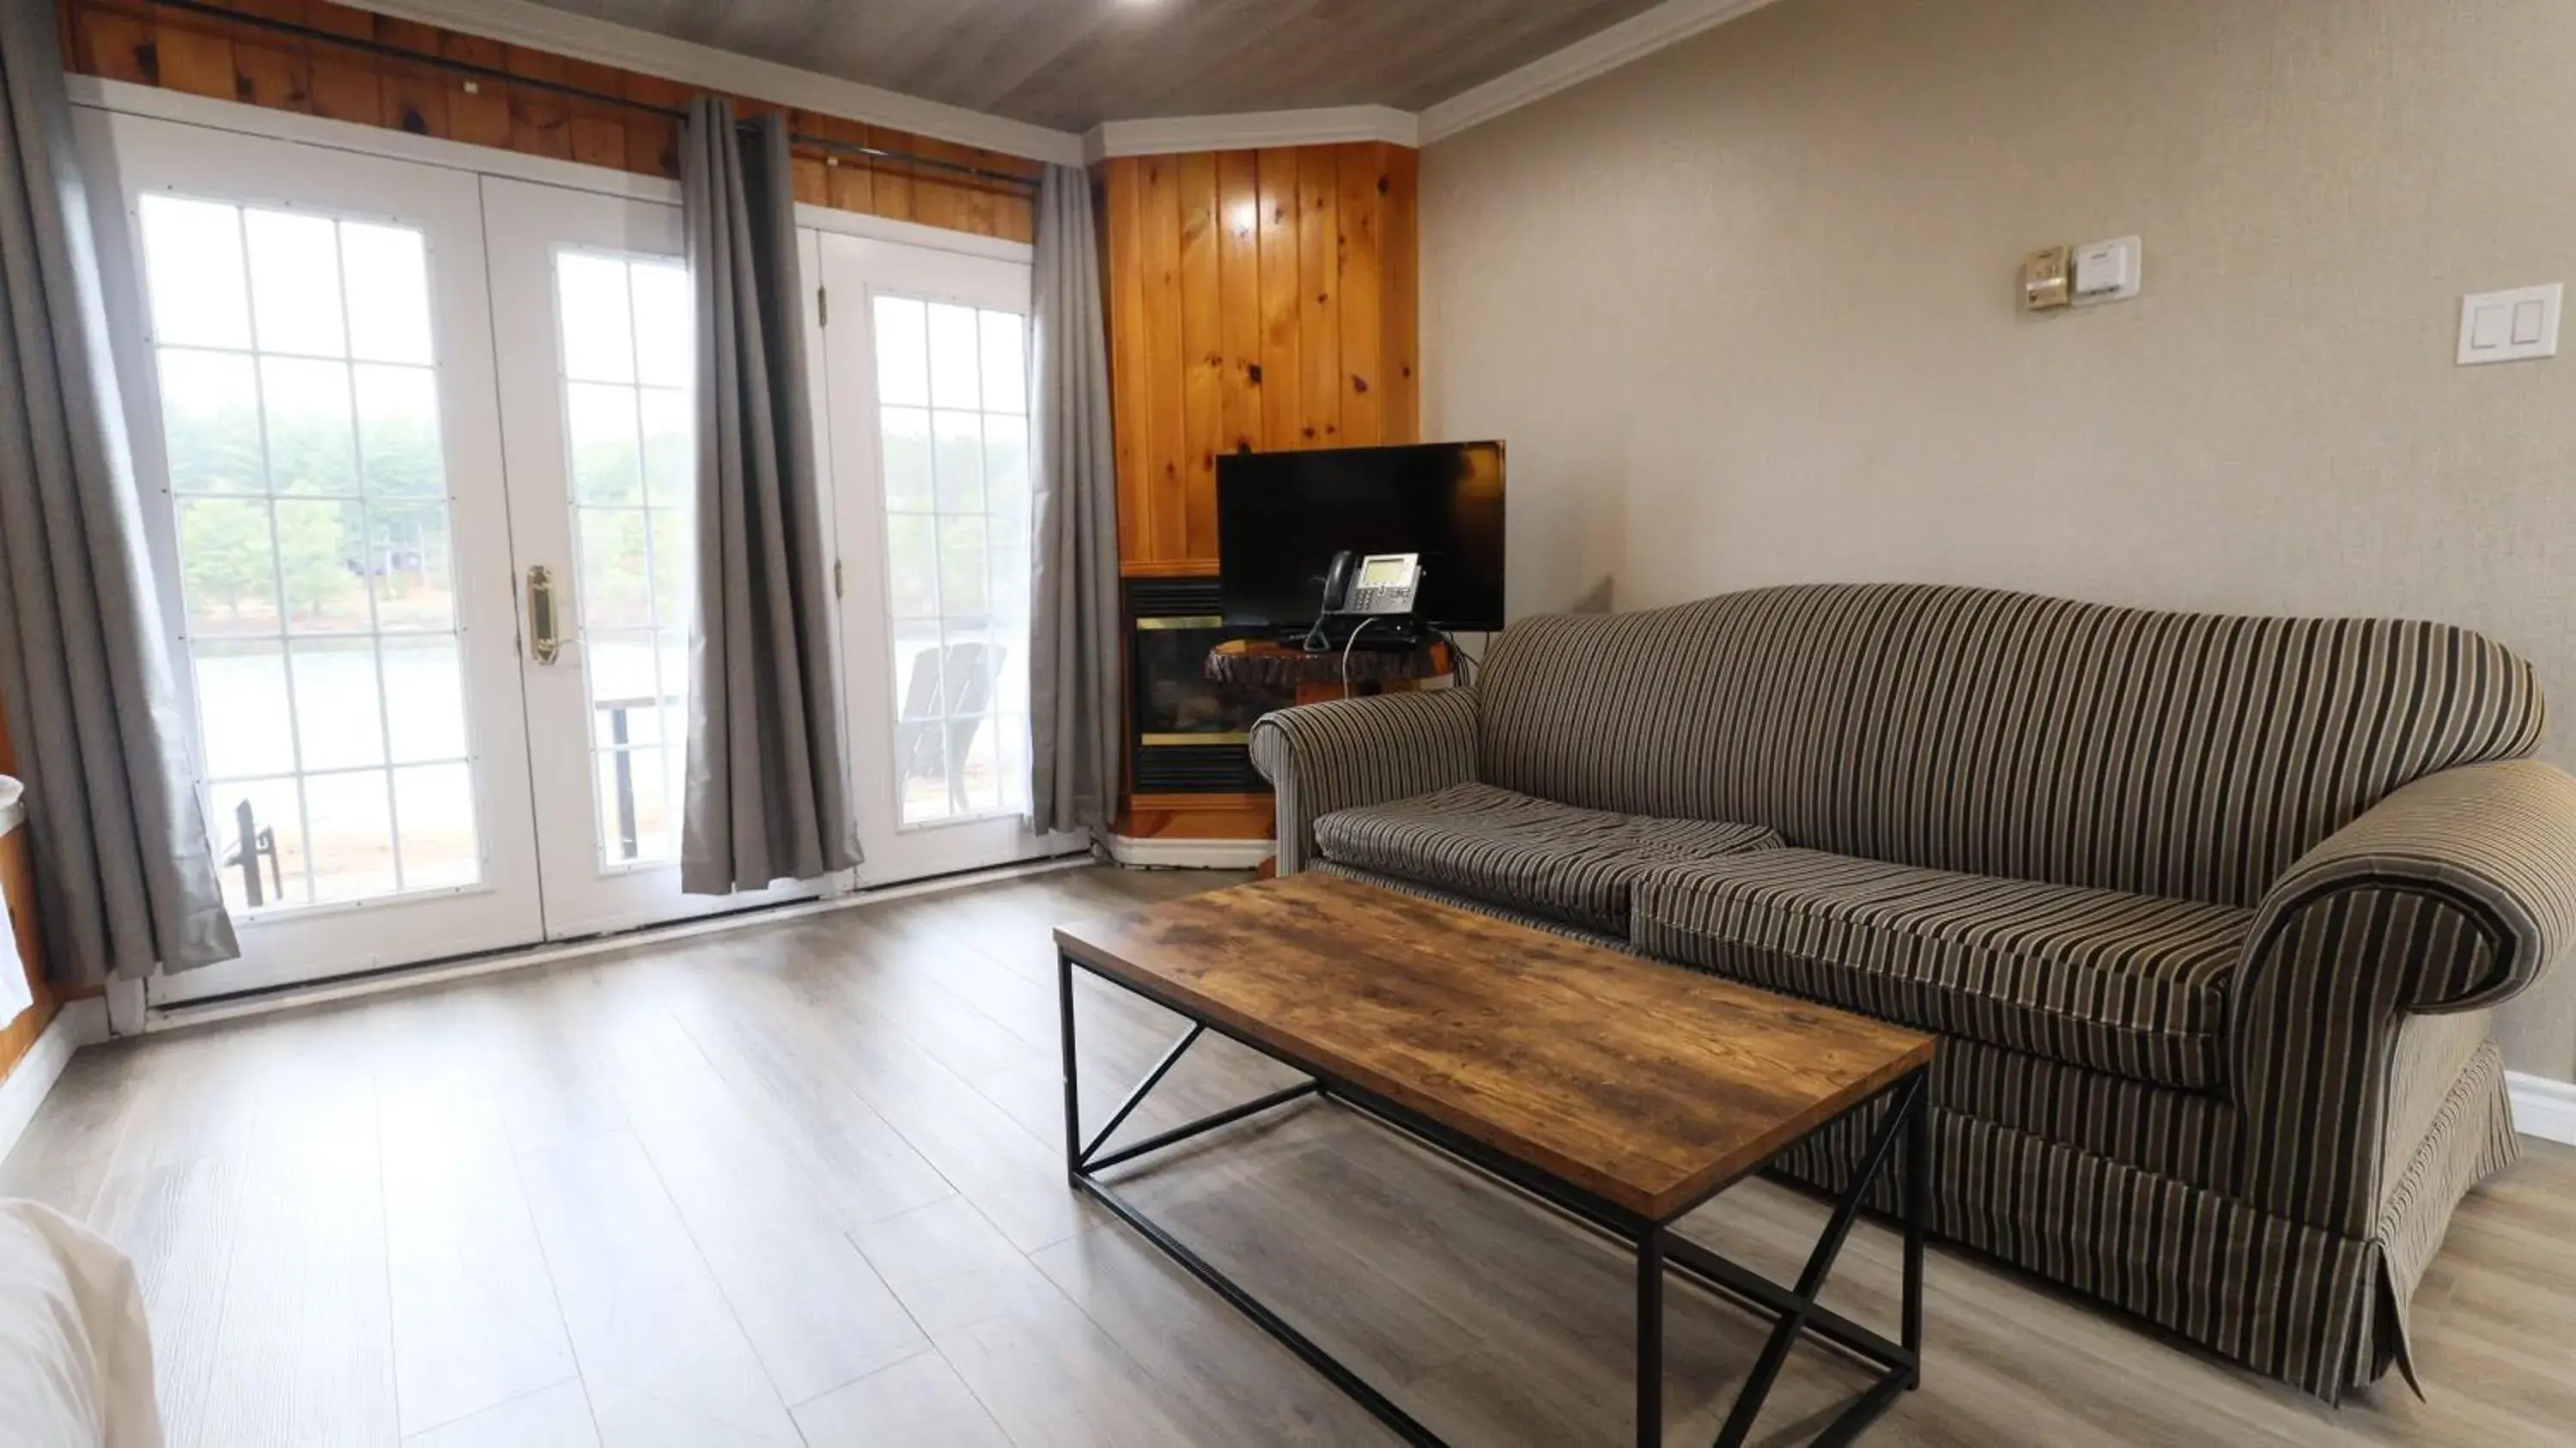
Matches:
[1105,835,1273,869]
[144,855,1094,1033]
[2509,1071,2576,1147]
[0,1000,105,1166]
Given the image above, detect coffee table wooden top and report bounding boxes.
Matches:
[1054,873,1935,1222]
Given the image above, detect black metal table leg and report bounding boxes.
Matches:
[1638,1225,1665,1448]
[1057,952,1932,1448]
[1904,1070,1929,1387]
[1057,948,1082,1172]
[1711,1068,1927,1448]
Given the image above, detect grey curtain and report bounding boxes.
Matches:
[1027,164,1121,837]
[0,0,236,983]
[677,98,855,893]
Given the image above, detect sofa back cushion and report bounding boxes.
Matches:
[1478,583,2543,906]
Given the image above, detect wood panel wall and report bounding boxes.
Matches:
[0,712,55,1090]
[1099,142,1419,844]
[57,0,1042,242]
[1102,142,1420,577]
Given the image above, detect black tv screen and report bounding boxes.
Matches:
[1215,441,1505,631]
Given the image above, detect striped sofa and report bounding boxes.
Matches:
[1248,582,2576,1402]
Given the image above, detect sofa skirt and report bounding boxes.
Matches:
[1307,864,2523,1402]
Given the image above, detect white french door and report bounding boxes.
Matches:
[88,101,1060,1000]
[88,112,544,1004]
[481,178,831,938]
[814,232,1068,884]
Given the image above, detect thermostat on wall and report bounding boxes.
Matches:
[2071,236,2142,306]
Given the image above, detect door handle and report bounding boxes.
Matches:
[526,564,562,665]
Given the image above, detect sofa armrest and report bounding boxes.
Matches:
[2233,758,2576,1235]
[1248,688,1480,874]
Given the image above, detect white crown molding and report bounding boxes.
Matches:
[336,0,1084,167]
[149,0,1779,169]
[1419,0,1784,143]
[2511,1070,2576,1146]
[1084,106,1419,162]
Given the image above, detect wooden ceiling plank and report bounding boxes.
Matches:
[536,0,1678,131]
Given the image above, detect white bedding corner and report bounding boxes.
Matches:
[0,1200,161,1448]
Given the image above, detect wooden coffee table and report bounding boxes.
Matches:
[1054,874,1937,1448]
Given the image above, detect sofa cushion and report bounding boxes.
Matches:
[1312,782,1781,934]
[1632,850,2251,1089]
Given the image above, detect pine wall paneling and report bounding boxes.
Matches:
[1099,140,1420,843]
[56,0,1042,241]
[0,714,54,1088]
[1102,140,1421,578]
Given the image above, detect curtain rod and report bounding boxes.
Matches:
[144,0,1045,192]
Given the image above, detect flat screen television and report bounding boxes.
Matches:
[1215,441,1505,632]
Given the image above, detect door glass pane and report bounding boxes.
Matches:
[209,777,307,911]
[139,195,482,915]
[937,515,987,616]
[274,499,368,632]
[578,508,653,630]
[341,222,434,364]
[639,388,691,505]
[872,297,928,406]
[592,746,675,869]
[872,295,1032,828]
[553,249,691,868]
[261,357,360,495]
[586,630,659,745]
[157,350,263,494]
[555,252,637,384]
[655,632,689,755]
[304,769,398,903]
[353,364,445,497]
[977,310,1026,416]
[289,640,386,771]
[193,640,296,778]
[138,196,251,349]
[368,501,455,630]
[982,414,1028,521]
[629,264,691,387]
[925,303,980,409]
[932,411,983,512]
[567,382,644,504]
[885,514,938,618]
[392,763,479,890]
[244,210,346,356]
[879,407,933,511]
[175,497,283,635]
[381,636,468,763]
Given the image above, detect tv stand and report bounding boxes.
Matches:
[1287,618,1430,653]
[1209,637,1454,702]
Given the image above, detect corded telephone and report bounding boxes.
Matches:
[1320,551,1423,616]
[1302,551,1426,654]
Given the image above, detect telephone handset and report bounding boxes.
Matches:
[1319,551,1422,616]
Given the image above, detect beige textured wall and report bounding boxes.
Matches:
[1420,0,2576,1082]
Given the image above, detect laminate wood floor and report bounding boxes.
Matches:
[3,866,2571,1446]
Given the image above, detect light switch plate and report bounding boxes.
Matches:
[2458,283,2561,365]
[2071,235,2142,306]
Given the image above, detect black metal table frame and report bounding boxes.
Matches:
[1058,947,1931,1448]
